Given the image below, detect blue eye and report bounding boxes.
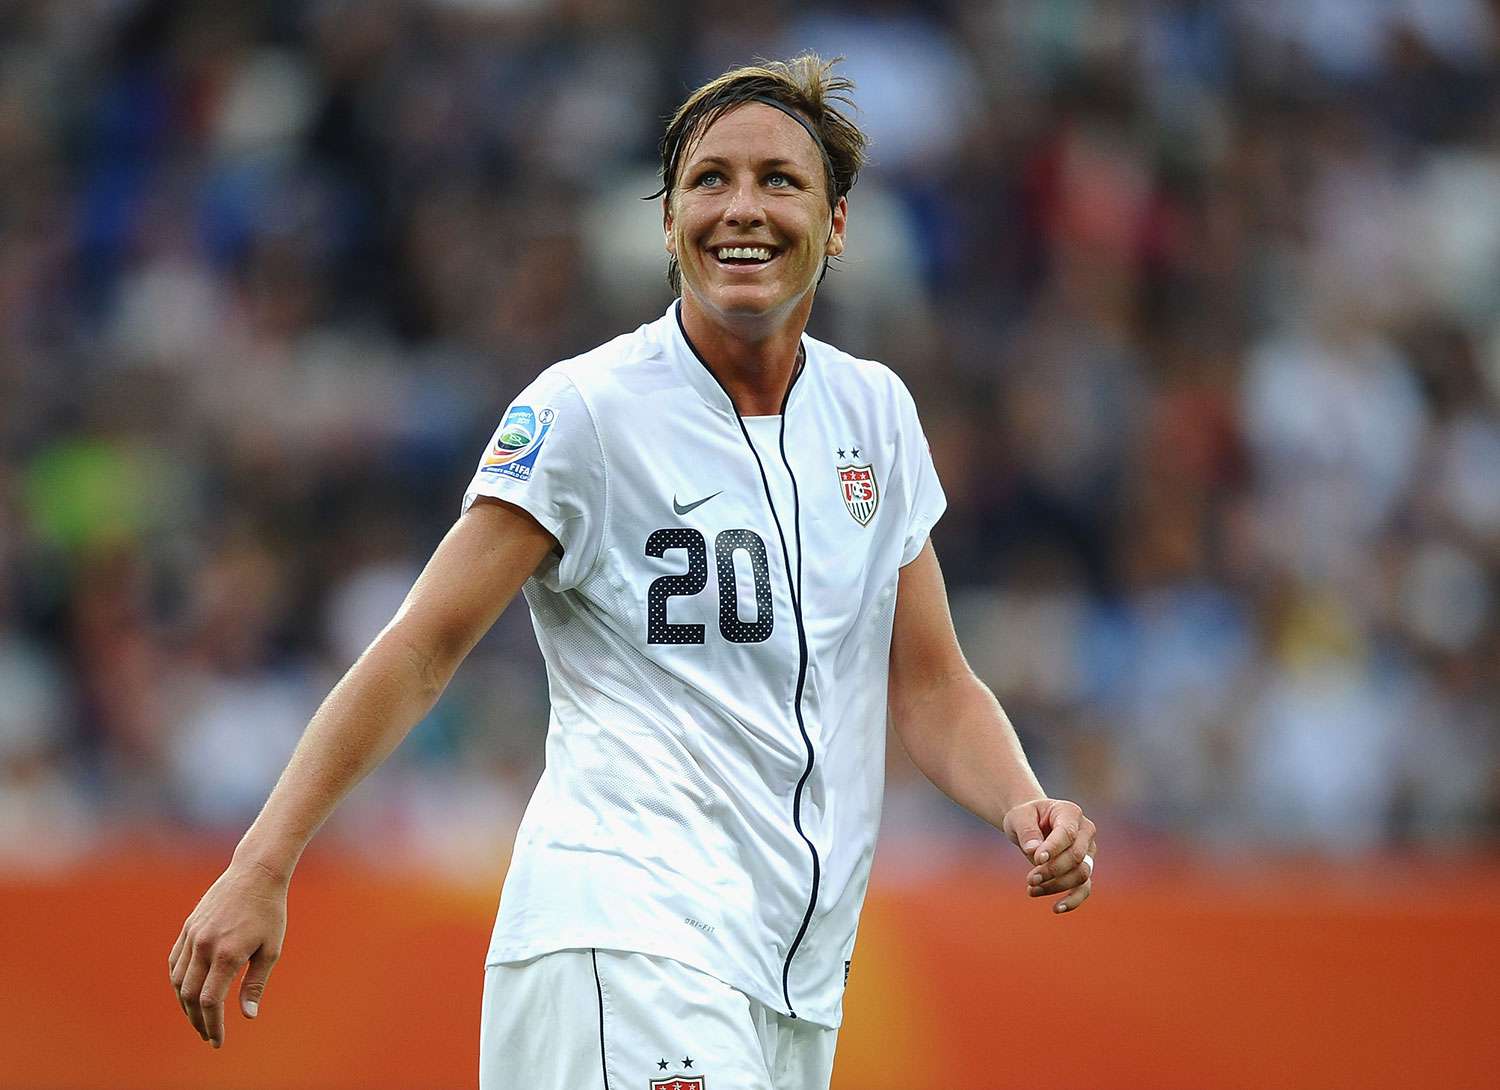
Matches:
[696,171,723,187]
[767,173,791,187]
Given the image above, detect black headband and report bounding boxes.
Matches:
[746,95,838,201]
[649,92,844,223]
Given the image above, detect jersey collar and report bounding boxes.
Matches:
[667,300,808,417]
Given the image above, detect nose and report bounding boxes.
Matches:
[722,178,765,227]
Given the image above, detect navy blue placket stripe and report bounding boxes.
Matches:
[675,303,818,1020]
[774,395,818,1020]
[591,948,611,1090]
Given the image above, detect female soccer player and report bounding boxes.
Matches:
[169,55,1097,1090]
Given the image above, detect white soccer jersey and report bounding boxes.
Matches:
[461,303,945,1028]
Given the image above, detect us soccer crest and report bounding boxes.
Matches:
[838,460,879,526]
[650,1078,704,1090]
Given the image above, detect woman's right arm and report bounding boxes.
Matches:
[168,498,557,1049]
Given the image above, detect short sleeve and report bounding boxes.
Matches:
[894,379,947,566]
[461,368,605,592]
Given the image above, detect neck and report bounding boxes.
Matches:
[678,292,811,416]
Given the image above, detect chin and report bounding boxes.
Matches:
[693,281,807,323]
[714,291,781,315]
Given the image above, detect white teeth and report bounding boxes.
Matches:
[717,246,772,261]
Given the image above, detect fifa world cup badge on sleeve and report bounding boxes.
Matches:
[837,459,879,526]
[482,405,556,482]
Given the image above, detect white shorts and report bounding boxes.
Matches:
[479,949,838,1090]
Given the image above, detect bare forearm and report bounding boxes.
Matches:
[893,672,1045,830]
[233,626,448,879]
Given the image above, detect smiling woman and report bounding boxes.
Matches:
[168,50,1095,1090]
[666,102,848,370]
[654,55,868,296]
[650,57,871,415]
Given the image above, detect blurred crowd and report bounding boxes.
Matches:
[1,0,1497,869]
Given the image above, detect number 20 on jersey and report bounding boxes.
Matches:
[645,528,774,645]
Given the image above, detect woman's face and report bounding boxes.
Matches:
[665,103,846,334]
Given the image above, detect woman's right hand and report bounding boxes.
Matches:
[167,857,289,1048]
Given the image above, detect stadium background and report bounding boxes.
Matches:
[0,0,1496,1086]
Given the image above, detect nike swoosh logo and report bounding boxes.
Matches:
[673,491,722,516]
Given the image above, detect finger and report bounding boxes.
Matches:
[1007,810,1046,860]
[1033,814,1080,865]
[1028,863,1091,897]
[200,952,242,1048]
[1050,844,1097,913]
[1053,874,1093,914]
[239,945,279,1019]
[1028,833,1094,885]
[169,931,191,1021]
[169,926,187,977]
[179,946,212,1041]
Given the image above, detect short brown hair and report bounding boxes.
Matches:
[656,53,869,293]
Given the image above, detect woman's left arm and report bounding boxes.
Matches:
[888,540,1098,913]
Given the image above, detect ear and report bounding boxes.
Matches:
[825,195,848,259]
[663,195,677,257]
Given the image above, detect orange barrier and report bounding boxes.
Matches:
[2,846,1496,1089]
